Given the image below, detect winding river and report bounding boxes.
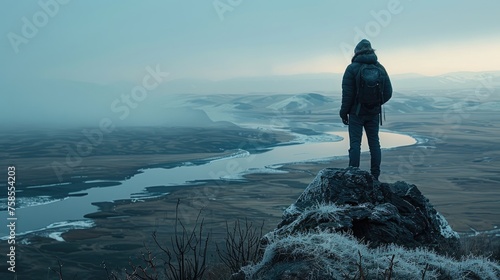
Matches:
[1,131,416,239]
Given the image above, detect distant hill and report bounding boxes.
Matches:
[155,71,500,95]
[266,93,333,111]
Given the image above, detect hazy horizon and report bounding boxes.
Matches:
[2,1,500,127]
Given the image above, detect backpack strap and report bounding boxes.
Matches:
[376,63,386,126]
[354,64,365,116]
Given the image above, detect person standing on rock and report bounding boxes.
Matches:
[339,39,392,181]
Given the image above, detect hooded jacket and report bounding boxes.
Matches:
[340,39,392,118]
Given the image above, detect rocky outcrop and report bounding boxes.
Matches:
[232,168,500,279]
[273,167,460,253]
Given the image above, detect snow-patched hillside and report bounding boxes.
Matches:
[266,93,333,111]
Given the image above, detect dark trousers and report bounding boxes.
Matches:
[348,114,381,179]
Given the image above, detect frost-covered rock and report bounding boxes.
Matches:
[274,167,460,254]
[230,168,500,280]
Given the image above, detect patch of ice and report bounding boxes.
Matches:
[26,182,71,189]
[45,220,95,230]
[130,192,170,200]
[221,167,288,180]
[48,232,65,242]
[41,220,96,241]
[289,132,343,144]
[0,196,66,210]
[19,238,31,245]
[84,180,117,184]
[208,149,250,163]
[417,145,436,149]
[1,220,95,241]
[247,167,288,174]
[220,174,245,180]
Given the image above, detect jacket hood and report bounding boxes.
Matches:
[354,39,372,54]
[352,39,377,63]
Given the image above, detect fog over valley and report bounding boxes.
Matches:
[4,71,499,128]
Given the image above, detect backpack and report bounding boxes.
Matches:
[354,63,384,116]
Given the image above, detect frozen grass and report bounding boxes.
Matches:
[279,203,346,234]
[244,231,500,279]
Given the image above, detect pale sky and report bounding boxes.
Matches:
[1,0,500,83]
